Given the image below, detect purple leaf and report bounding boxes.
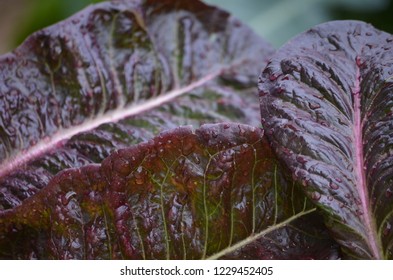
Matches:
[0,0,273,210]
[0,123,339,259]
[259,20,393,259]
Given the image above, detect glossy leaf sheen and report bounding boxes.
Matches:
[0,0,273,210]
[0,123,339,259]
[259,20,393,259]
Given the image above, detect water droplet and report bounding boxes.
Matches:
[329,182,339,190]
[269,74,278,81]
[259,90,269,97]
[137,166,143,173]
[355,209,363,216]
[54,45,62,56]
[103,13,111,22]
[312,94,323,100]
[193,155,200,164]
[344,193,351,199]
[308,102,321,110]
[327,195,333,201]
[182,141,194,156]
[93,86,102,95]
[71,240,81,249]
[296,156,307,164]
[383,222,392,236]
[311,191,321,201]
[61,191,76,206]
[284,124,299,132]
[135,177,144,185]
[223,124,230,129]
[275,86,285,94]
[72,18,80,25]
[386,188,393,198]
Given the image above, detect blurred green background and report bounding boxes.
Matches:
[0,0,392,54]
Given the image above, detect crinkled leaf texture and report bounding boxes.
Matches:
[0,0,341,260]
[259,20,393,259]
[0,0,274,210]
[0,123,339,259]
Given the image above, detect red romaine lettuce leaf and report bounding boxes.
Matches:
[259,20,393,259]
[0,0,273,210]
[0,123,339,259]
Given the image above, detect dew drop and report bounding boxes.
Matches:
[137,166,143,173]
[182,141,194,156]
[311,191,321,201]
[193,155,201,164]
[61,191,76,206]
[71,240,81,249]
[327,195,333,201]
[103,13,111,22]
[386,188,393,198]
[296,156,307,164]
[269,74,278,81]
[383,222,392,236]
[308,102,321,110]
[355,56,363,67]
[238,125,246,136]
[135,177,144,185]
[259,90,269,97]
[54,45,62,56]
[329,182,339,190]
[275,86,285,94]
[344,193,351,199]
[355,209,363,216]
[93,86,102,95]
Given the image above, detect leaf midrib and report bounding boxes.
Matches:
[205,207,317,260]
[0,70,221,181]
[352,63,382,259]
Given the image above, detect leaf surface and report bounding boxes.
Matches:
[259,20,393,259]
[0,123,339,259]
[0,0,274,210]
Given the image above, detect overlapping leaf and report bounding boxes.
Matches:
[259,20,393,259]
[0,123,339,259]
[0,0,273,210]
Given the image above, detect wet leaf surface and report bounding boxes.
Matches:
[0,123,340,259]
[259,20,393,259]
[0,0,273,210]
